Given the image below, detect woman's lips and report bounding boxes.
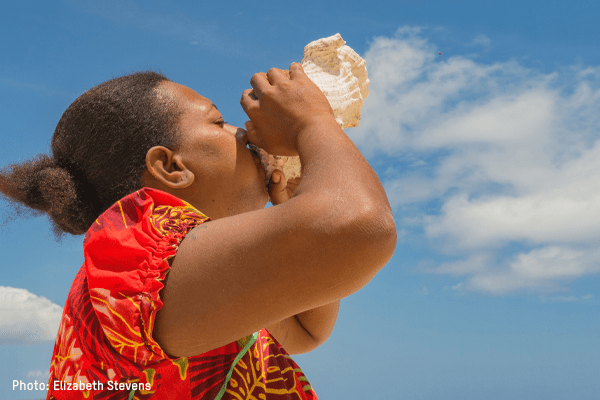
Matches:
[247,143,272,187]
[248,144,267,184]
[248,144,262,166]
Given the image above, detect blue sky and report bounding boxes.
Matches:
[1,1,600,399]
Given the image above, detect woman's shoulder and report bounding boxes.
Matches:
[84,188,209,245]
[83,188,209,295]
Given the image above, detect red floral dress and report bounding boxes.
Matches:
[47,188,318,400]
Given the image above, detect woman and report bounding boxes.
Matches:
[0,64,396,399]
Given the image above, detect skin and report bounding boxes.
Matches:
[146,63,397,357]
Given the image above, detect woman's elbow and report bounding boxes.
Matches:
[374,206,397,265]
[348,202,397,268]
[318,202,397,297]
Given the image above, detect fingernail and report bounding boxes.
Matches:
[272,173,281,183]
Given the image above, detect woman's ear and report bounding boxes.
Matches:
[145,146,194,189]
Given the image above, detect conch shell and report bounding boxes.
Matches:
[302,33,370,129]
[250,33,370,186]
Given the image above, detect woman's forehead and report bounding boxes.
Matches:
[157,81,215,115]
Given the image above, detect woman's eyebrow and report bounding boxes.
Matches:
[212,104,219,111]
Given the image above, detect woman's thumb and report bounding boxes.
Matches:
[268,170,289,205]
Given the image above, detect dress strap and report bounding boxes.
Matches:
[214,331,260,400]
[127,331,259,400]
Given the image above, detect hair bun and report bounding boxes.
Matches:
[38,162,97,235]
[0,155,95,235]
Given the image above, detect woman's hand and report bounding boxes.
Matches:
[240,63,334,156]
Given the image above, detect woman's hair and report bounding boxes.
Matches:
[0,71,181,235]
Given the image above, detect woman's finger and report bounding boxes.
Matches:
[266,68,289,85]
[244,120,256,134]
[240,89,258,114]
[249,72,269,98]
[288,62,306,80]
[244,121,264,148]
[268,170,290,205]
[242,88,258,101]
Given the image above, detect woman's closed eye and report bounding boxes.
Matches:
[216,119,228,128]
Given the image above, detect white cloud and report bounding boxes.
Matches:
[452,246,600,294]
[0,287,62,344]
[472,34,492,47]
[352,27,600,294]
[27,369,50,380]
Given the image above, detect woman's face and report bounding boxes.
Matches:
[160,81,268,218]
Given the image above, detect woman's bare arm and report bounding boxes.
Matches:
[154,64,396,357]
[262,174,340,355]
[266,301,339,355]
